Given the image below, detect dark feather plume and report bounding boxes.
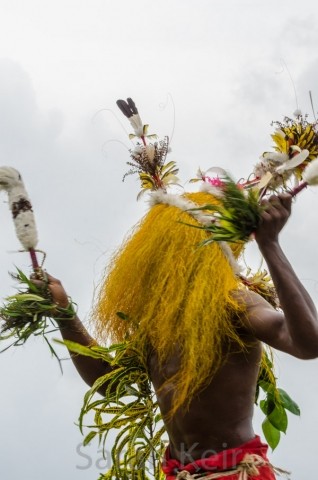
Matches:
[116,98,138,118]
[127,98,138,114]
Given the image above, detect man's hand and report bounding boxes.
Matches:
[254,193,292,249]
[45,274,70,309]
[31,273,70,309]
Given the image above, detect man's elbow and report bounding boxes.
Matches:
[294,344,318,360]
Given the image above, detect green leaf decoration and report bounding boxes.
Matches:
[62,340,168,479]
[258,380,276,395]
[260,398,275,416]
[161,160,177,173]
[257,347,300,449]
[268,405,288,433]
[187,176,264,244]
[83,430,98,446]
[7,293,46,302]
[262,418,281,450]
[0,268,77,369]
[278,388,301,416]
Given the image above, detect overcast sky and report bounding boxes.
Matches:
[1,0,318,478]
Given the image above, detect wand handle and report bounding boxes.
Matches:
[290,181,308,197]
[29,248,40,271]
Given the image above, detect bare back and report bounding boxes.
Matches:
[149,333,262,463]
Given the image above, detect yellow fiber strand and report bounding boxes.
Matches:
[91,192,246,413]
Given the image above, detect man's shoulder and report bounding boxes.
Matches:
[233,287,274,311]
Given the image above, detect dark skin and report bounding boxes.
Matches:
[39,193,318,464]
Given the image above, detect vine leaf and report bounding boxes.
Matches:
[278,388,300,416]
[262,418,281,450]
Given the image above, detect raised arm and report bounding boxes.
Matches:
[34,274,112,388]
[242,193,318,359]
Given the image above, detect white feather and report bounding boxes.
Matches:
[200,182,224,197]
[302,158,318,185]
[275,149,309,174]
[129,114,143,137]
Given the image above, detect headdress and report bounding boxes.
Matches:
[115,102,318,245]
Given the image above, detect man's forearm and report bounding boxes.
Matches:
[33,273,112,391]
[56,315,111,388]
[259,240,318,356]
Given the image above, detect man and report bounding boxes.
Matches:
[42,191,318,479]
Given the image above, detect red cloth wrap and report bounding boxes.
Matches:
[162,436,276,479]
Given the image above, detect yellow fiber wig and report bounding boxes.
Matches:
[92,192,246,413]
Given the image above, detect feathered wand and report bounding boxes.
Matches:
[0,167,75,363]
[191,110,318,244]
[192,157,318,245]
